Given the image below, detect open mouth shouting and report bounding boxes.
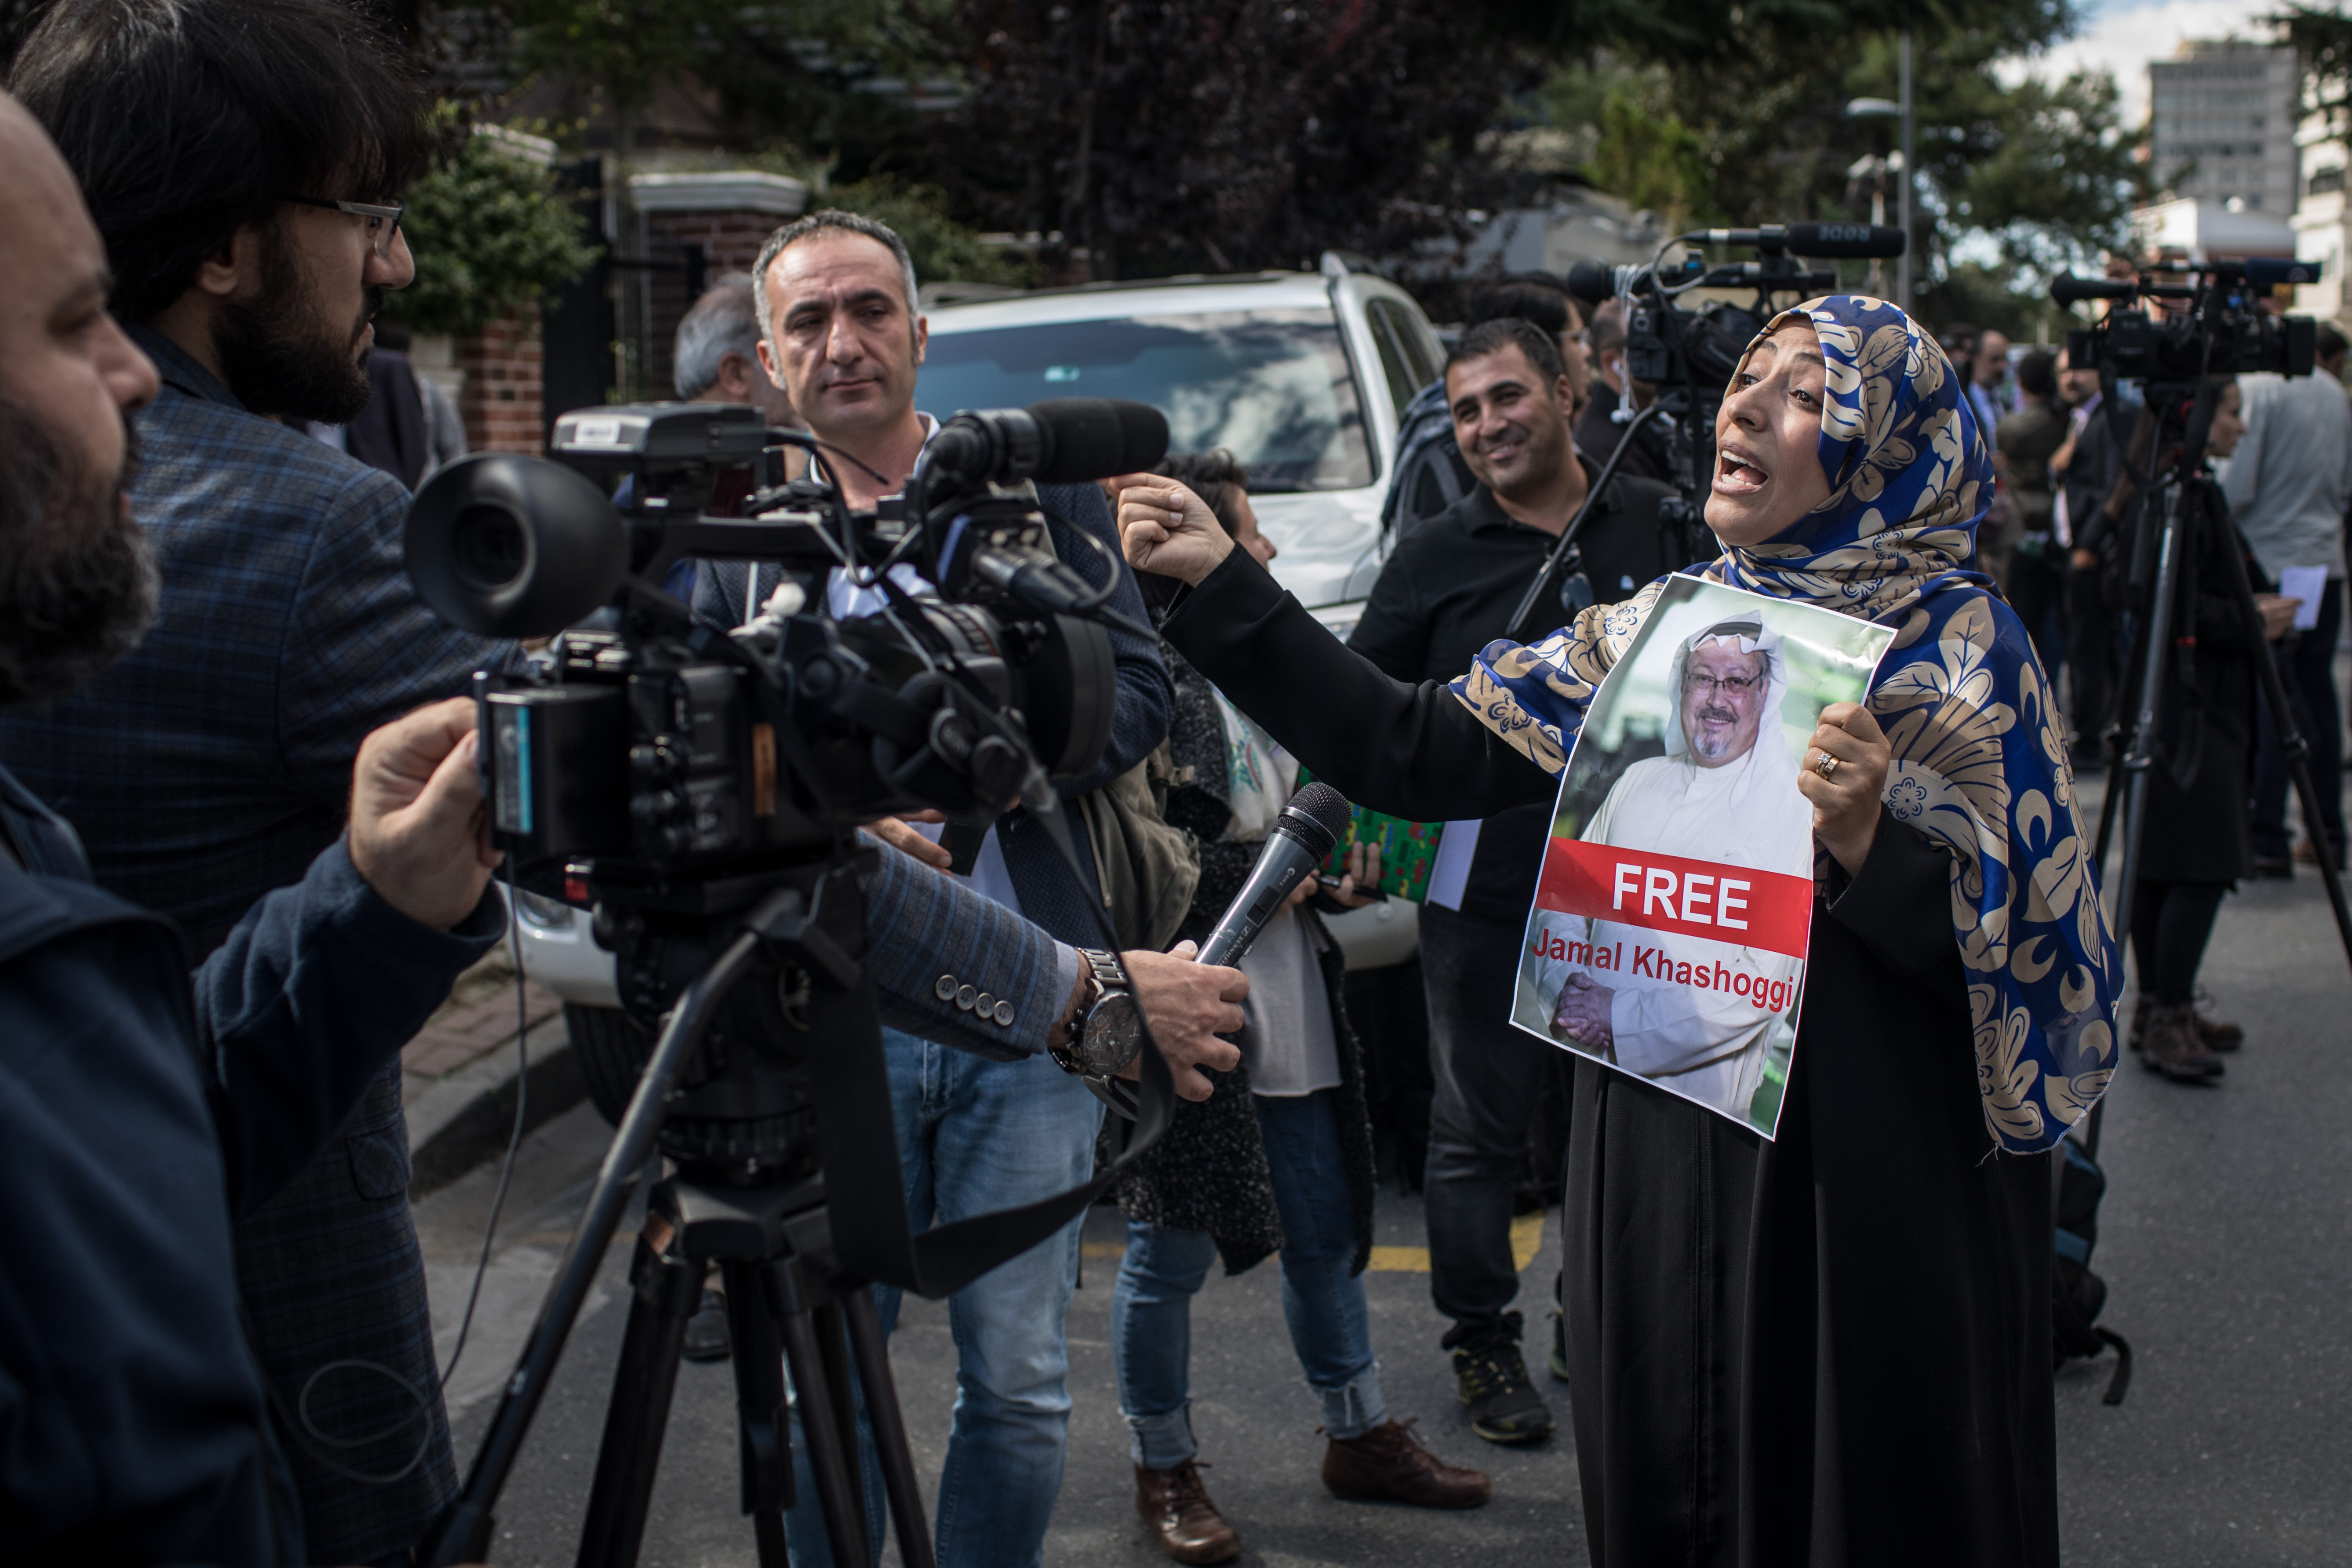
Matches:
[1715,439,1769,496]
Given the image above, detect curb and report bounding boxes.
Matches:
[405,1011,588,1197]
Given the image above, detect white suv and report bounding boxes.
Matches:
[517,256,1437,1014]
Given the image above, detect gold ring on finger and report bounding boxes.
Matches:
[1813,750,1839,781]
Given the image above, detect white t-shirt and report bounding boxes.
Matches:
[1237,906,1342,1096]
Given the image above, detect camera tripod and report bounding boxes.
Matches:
[2084,378,2352,1149]
[420,848,1180,1568]
[575,1166,927,1568]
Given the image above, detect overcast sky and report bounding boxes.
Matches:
[1995,0,2281,125]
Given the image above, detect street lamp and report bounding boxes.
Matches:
[1842,31,1915,309]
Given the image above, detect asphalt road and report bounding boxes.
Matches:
[418,787,2352,1567]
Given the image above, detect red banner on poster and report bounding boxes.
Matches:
[1533,837,1813,959]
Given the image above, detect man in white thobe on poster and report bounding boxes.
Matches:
[1536,619,1814,1119]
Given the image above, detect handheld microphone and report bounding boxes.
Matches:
[1195,782,1354,968]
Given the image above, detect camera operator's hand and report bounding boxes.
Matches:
[2257,593,2300,641]
[869,809,954,871]
[2070,548,2099,573]
[1103,940,1245,1101]
[1799,701,1893,879]
[1114,476,1232,585]
[348,696,502,931]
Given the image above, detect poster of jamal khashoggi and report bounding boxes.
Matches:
[1511,576,1896,1138]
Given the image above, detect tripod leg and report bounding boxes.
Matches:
[576,1231,703,1568]
[718,1259,794,1568]
[2108,485,2186,960]
[773,1266,873,1567]
[2195,481,2352,975]
[811,1302,869,1542]
[843,1284,938,1568]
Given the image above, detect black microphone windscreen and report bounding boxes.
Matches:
[1785,223,1907,259]
[1279,780,1353,861]
[1027,398,1171,483]
[2240,256,2322,288]
[2050,274,2136,306]
[1566,258,1616,307]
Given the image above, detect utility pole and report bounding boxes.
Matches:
[1899,29,1915,310]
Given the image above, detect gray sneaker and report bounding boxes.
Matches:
[1453,1337,1555,1445]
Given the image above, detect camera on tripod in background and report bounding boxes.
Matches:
[2054,257,2319,390]
[1499,224,1907,643]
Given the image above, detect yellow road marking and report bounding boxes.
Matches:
[1085,1211,1547,1272]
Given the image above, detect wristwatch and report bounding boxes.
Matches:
[1049,949,1142,1080]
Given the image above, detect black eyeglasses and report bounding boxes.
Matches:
[288,195,405,259]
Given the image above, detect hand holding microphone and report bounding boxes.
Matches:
[1197,782,1357,966]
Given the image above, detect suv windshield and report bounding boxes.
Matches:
[917,309,1373,492]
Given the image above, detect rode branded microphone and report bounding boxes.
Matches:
[1700,223,1907,258]
[1196,782,1355,968]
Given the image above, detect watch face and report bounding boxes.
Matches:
[1077,993,1144,1077]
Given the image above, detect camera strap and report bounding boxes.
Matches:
[802,811,1177,1301]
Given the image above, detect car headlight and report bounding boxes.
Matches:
[513,888,576,929]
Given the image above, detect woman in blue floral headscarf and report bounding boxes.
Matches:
[1118,294,2113,1567]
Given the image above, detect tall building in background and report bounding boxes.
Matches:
[2148,40,2299,212]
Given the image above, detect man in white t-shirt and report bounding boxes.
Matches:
[1538,619,1813,1117]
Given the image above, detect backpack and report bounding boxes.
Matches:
[1380,379,1474,540]
[2051,1130,2132,1404]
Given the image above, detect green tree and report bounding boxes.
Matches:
[822,174,1038,287]
[378,110,603,336]
[1521,4,2137,322]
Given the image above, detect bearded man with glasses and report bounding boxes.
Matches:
[0,5,512,1563]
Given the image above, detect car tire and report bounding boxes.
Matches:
[567,1002,652,1129]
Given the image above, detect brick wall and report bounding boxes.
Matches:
[457,316,545,454]
[641,208,784,397]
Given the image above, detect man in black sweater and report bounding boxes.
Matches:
[1348,317,1678,1446]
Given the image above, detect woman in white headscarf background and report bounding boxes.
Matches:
[1114,294,2120,1568]
[1533,618,1813,1118]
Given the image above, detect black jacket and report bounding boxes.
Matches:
[1110,651,1377,1276]
[1346,464,1680,923]
[0,765,502,1568]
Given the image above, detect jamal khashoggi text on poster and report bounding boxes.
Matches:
[1509,576,1895,1138]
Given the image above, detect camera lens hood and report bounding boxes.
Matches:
[406,453,630,638]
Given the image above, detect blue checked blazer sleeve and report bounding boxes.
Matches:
[859,829,1077,1058]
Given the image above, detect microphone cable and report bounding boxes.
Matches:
[264,855,539,1487]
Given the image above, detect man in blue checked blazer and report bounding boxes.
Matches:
[0,5,512,1561]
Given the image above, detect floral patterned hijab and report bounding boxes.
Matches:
[1449,295,2121,1155]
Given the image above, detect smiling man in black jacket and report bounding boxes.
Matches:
[1349,317,1679,1448]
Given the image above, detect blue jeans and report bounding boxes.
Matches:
[1111,1088,1384,1468]
[783,1028,1103,1568]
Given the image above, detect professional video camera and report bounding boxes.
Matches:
[401,397,1175,1568]
[2053,257,2318,386]
[1500,224,1907,641]
[408,398,1164,886]
[2043,258,2352,1077]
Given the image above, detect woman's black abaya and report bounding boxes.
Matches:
[1161,549,2058,1567]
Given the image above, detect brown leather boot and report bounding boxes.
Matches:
[1134,1461,1241,1563]
[2138,1001,2224,1082]
[2131,996,2243,1053]
[1321,1418,1491,1509]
